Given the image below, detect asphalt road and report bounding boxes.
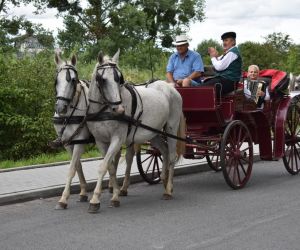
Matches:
[1,159,300,250]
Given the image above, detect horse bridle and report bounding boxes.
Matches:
[89,63,125,106]
[55,64,79,103]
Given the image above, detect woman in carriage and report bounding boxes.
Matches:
[244,64,270,109]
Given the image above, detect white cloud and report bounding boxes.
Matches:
[6,0,300,48]
[188,0,300,48]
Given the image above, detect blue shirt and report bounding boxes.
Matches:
[166,49,204,81]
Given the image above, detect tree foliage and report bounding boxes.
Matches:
[196,39,222,65]
[0,50,56,160]
[42,0,205,50]
[0,1,55,50]
[236,32,300,74]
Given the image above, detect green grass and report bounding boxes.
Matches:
[0,148,101,170]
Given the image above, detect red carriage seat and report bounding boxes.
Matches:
[176,86,234,133]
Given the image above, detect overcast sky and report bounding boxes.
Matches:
[10,0,300,49]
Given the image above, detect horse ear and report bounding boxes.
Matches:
[55,52,63,65]
[98,51,104,64]
[71,54,77,66]
[112,49,120,64]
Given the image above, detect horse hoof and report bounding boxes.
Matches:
[88,203,100,213]
[108,187,113,194]
[110,200,120,208]
[55,202,67,210]
[78,195,88,202]
[119,190,128,196]
[162,194,173,200]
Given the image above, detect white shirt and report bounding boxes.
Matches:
[211,47,238,71]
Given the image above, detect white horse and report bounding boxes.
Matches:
[53,53,92,209]
[53,53,130,209]
[86,50,185,213]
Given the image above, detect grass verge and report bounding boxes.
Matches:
[0,148,100,170]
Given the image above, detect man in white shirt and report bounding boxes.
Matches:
[202,32,242,96]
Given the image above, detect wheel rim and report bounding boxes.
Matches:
[136,148,162,184]
[221,121,253,189]
[283,98,300,174]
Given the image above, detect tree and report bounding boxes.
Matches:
[0,1,54,50]
[238,41,280,70]
[196,39,222,65]
[37,0,205,49]
[264,32,293,53]
[284,45,300,74]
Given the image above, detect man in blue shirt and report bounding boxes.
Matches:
[166,35,204,87]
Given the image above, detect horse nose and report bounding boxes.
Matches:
[56,102,68,115]
[113,104,125,114]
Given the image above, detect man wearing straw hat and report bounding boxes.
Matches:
[166,34,204,87]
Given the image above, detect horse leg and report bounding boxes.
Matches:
[56,145,85,209]
[108,149,121,194]
[120,144,135,196]
[76,159,88,202]
[162,136,177,200]
[163,112,185,200]
[108,149,121,207]
[149,136,169,188]
[88,139,122,213]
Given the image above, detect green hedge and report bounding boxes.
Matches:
[0,46,168,160]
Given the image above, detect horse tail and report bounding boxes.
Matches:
[176,112,186,160]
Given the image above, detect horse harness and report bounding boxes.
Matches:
[55,64,79,103]
[52,63,213,149]
[51,67,93,147]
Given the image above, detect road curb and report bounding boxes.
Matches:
[0,157,103,173]
[0,155,261,206]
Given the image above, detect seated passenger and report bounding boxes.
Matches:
[244,65,270,109]
[203,31,242,95]
[166,34,204,87]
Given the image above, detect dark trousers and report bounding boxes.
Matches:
[202,76,236,96]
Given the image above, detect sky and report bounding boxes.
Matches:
[9,0,300,49]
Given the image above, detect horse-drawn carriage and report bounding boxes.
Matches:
[136,69,300,189]
[53,51,300,212]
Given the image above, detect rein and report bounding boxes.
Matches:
[50,81,92,148]
[86,110,215,150]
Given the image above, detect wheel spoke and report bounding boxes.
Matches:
[155,157,161,176]
[238,159,247,176]
[158,155,163,162]
[236,163,242,184]
[141,154,153,164]
[232,160,238,185]
[293,146,299,172]
[226,157,234,176]
[145,156,154,174]
[240,146,251,153]
[152,157,158,179]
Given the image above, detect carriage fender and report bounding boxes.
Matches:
[274,96,292,159]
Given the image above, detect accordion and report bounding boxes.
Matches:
[244,79,266,104]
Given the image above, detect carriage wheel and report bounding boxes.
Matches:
[205,141,222,172]
[220,120,253,189]
[283,96,300,175]
[136,147,162,184]
[206,155,222,172]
